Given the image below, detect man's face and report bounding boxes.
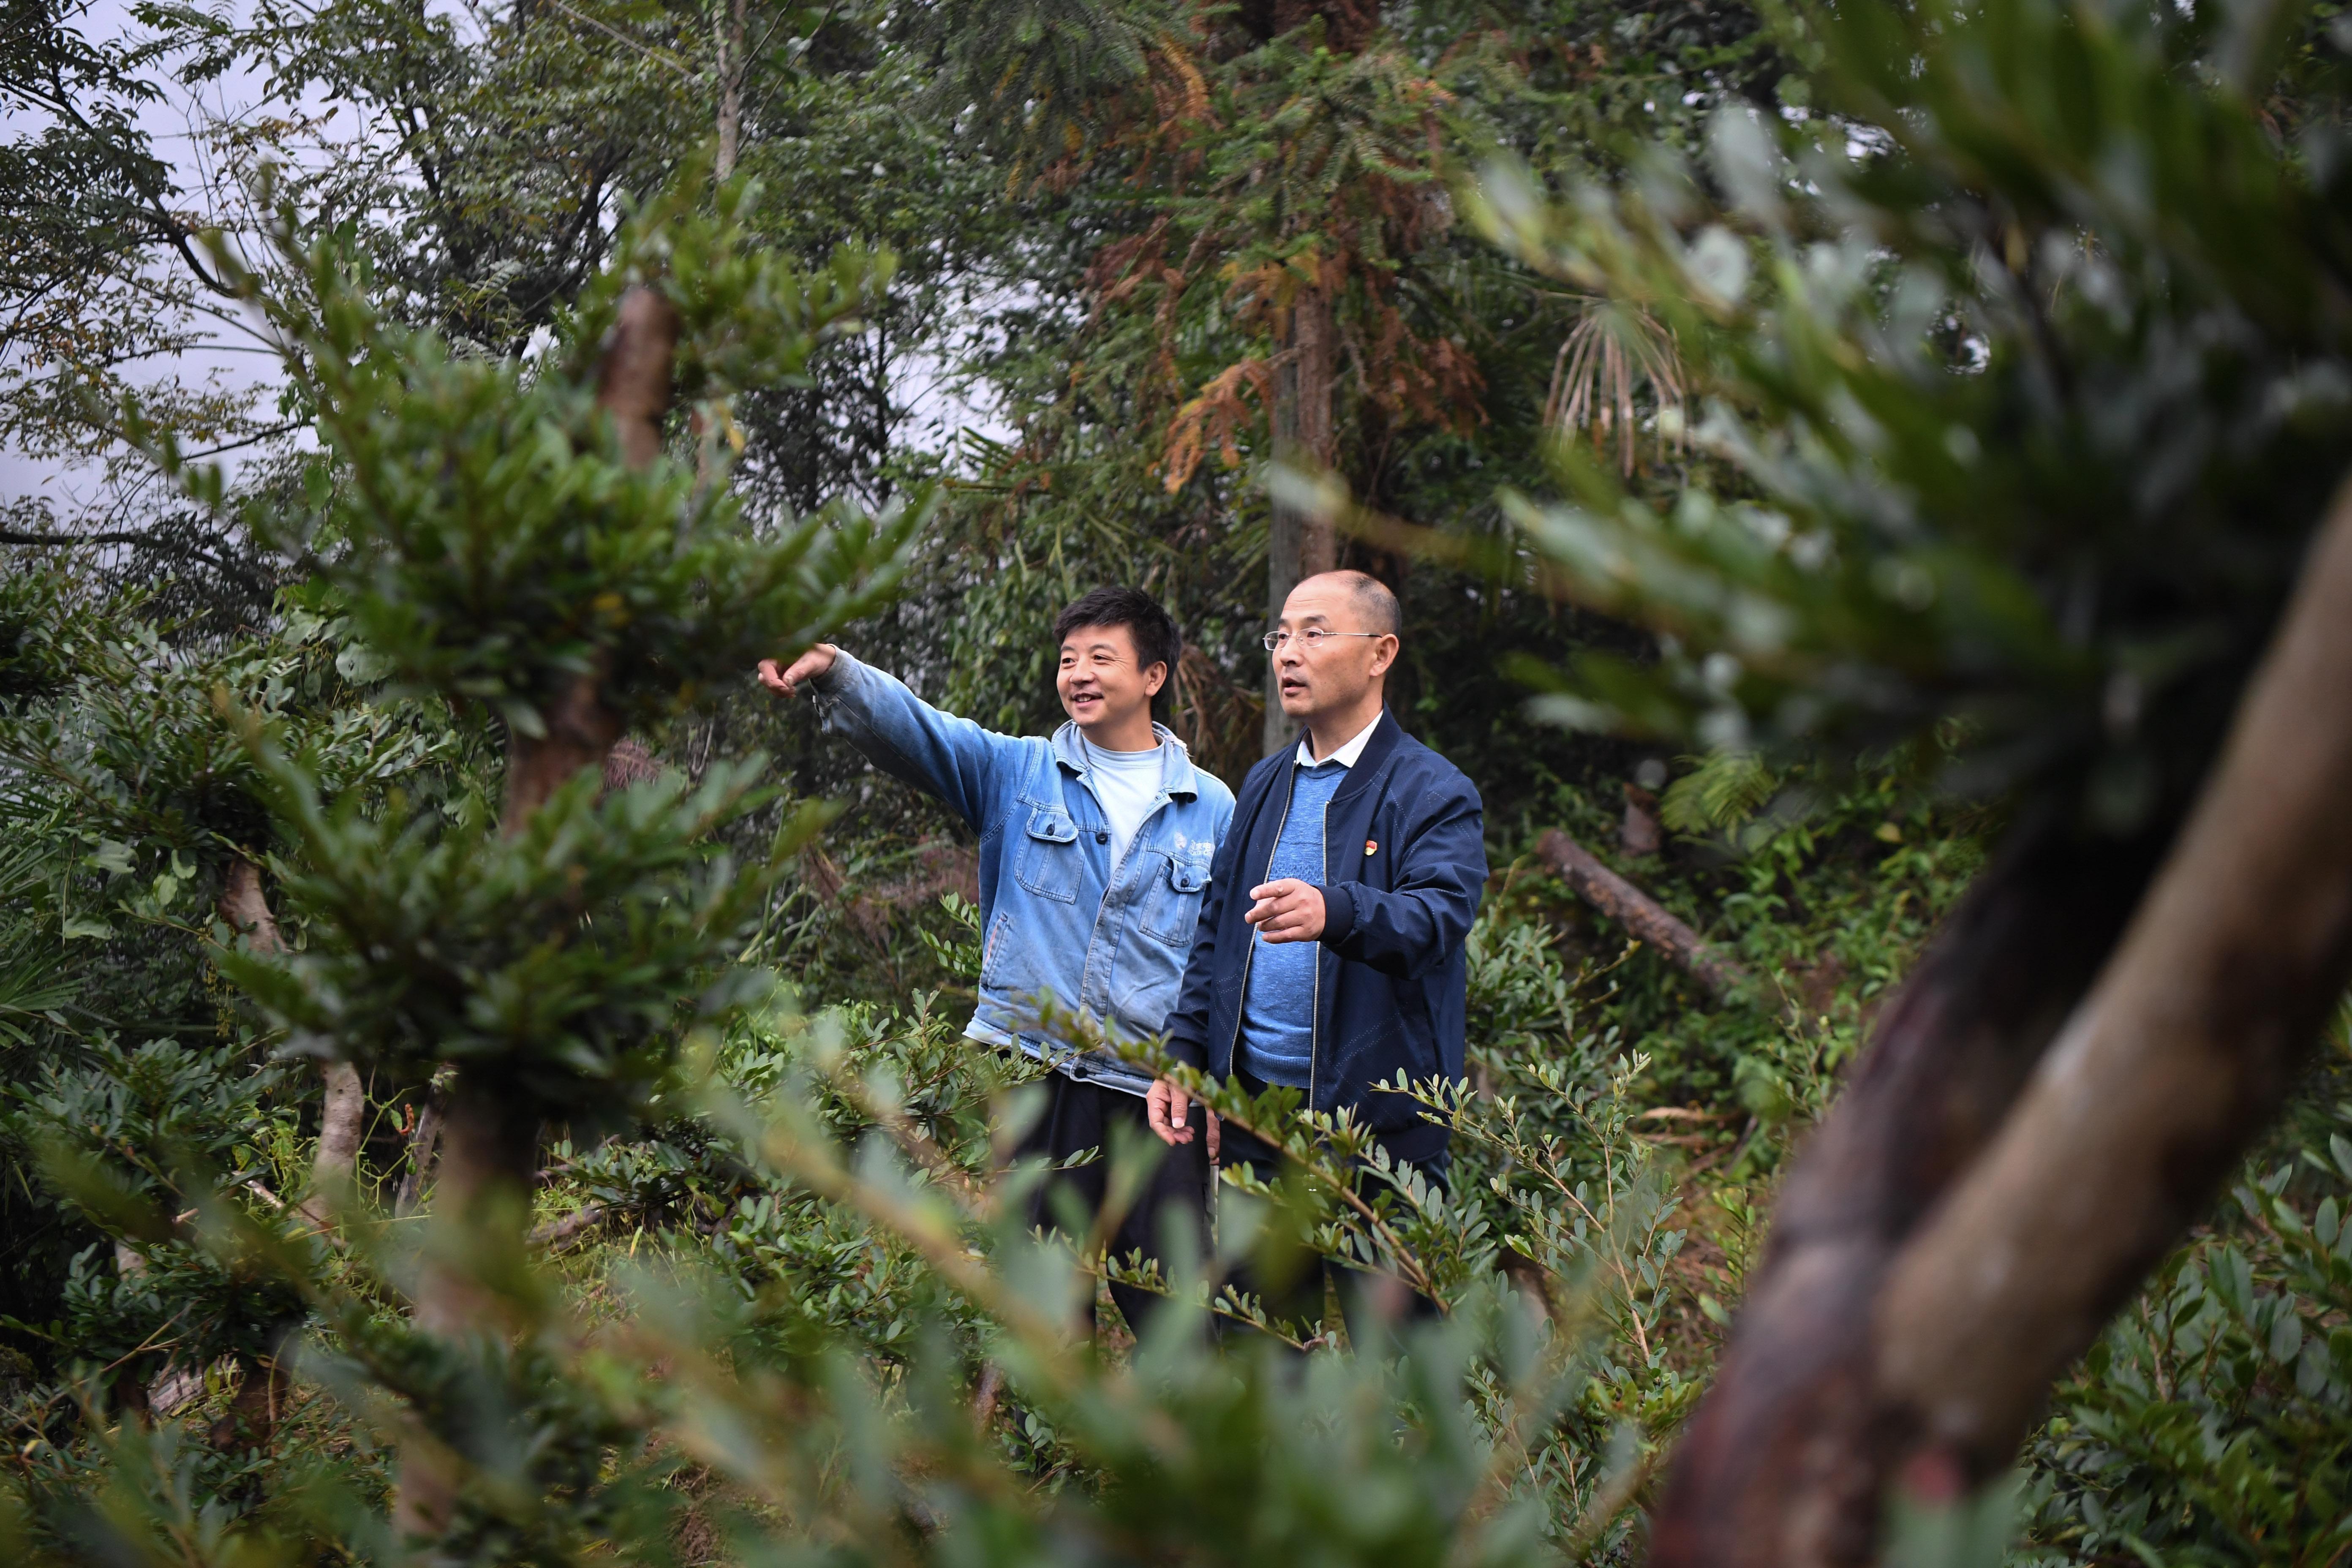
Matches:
[1056,622,1163,734]
[1273,578,1396,721]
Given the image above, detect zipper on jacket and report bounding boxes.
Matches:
[1227,762,1299,1087]
[1308,768,1325,1114]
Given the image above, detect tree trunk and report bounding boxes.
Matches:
[393,1082,445,1218]
[219,857,365,1219]
[392,1092,543,1540]
[1647,808,2173,1567]
[1871,475,2352,1489]
[1651,476,2352,1565]
[397,282,681,1542]
[715,0,745,182]
[1263,286,1339,757]
[500,669,628,834]
[593,285,681,472]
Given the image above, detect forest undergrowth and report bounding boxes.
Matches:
[5,705,2344,1565]
[6,0,2352,1560]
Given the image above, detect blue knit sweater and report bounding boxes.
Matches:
[1236,759,1348,1085]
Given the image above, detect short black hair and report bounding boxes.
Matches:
[1054,586,1183,719]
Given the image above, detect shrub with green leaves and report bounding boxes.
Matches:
[2017,1048,2352,1566]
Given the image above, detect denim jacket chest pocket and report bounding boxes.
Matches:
[1013,805,1083,902]
[1138,852,1211,945]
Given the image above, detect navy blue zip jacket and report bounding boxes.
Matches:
[1163,710,1486,1165]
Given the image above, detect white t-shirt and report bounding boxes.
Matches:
[1084,739,1165,871]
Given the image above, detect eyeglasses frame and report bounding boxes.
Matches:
[1260,629,1391,653]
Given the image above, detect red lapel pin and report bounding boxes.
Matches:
[1364,840,1378,856]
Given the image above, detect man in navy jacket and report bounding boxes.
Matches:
[1149,570,1486,1201]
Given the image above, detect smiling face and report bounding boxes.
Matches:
[1056,621,1166,744]
[1273,574,1399,727]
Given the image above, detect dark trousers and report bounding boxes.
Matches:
[1016,1073,1212,1339]
[1212,1075,1446,1353]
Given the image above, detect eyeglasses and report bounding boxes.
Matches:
[1262,628,1387,653]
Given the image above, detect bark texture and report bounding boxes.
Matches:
[500,668,626,835]
[594,285,681,471]
[1534,830,1748,1001]
[1646,814,2167,1566]
[393,1092,544,1540]
[1650,477,2352,1564]
[1263,287,1339,759]
[714,0,745,181]
[1873,478,2352,1477]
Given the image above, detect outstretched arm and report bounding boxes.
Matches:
[758,645,1023,829]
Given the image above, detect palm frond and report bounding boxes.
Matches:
[1542,301,1686,476]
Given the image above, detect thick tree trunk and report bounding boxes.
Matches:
[392,1092,544,1539]
[1872,477,2352,1487]
[1263,287,1339,758]
[1651,477,2352,1564]
[500,669,627,834]
[1647,809,2172,1567]
[1535,831,1748,1000]
[594,285,681,471]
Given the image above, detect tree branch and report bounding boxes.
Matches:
[1533,830,1748,1000]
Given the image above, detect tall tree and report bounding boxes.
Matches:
[211,174,917,1541]
[1475,0,2352,1555]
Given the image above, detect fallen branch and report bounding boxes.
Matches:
[1534,830,1748,1000]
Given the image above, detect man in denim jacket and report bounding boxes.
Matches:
[758,587,1236,1334]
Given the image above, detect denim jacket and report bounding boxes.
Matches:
[811,651,1236,1093]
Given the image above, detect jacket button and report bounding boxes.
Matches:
[1095,830,1109,844]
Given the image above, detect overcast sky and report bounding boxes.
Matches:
[0,0,318,509]
[3,0,1007,518]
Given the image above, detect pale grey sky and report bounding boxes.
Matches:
[0,0,327,510]
[3,0,1007,519]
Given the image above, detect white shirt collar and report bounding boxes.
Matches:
[1294,710,1384,771]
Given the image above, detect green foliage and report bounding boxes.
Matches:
[226,752,810,1113]
[2017,1054,2352,1566]
[0,1033,309,1414]
[7,614,442,877]
[194,179,921,742]
[1484,0,2352,838]
[7,3,2352,1566]
[0,564,92,713]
